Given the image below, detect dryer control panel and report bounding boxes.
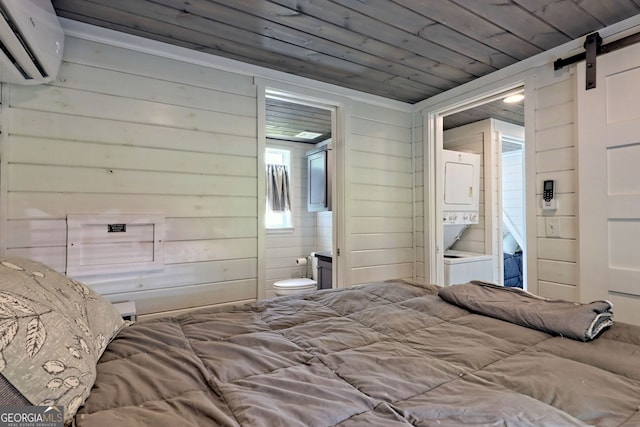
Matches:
[443,211,479,224]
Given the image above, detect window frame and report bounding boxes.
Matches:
[265,147,294,231]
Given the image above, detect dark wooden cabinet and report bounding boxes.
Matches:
[307,145,331,212]
[315,252,332,290]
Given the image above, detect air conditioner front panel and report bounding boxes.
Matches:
[0,0,64,84]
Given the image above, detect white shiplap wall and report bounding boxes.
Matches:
[433,84,577,297]
[3,36,259,314]
[502,150,524,245]
[1,31,416,314]
[534,64,579,301]
[413,111,425,284]
[413,16,640,302]
[349,104,414,284]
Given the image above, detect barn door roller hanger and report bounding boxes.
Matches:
[554,31,640,90]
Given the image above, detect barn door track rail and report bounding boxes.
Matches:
[554,31,640,90]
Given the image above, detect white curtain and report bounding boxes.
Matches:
[266,164,291,212]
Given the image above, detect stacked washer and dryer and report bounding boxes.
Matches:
[442,150,493,286]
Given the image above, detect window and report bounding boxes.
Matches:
[265,147,293,229]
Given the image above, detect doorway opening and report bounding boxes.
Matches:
[429,85,527,289]
[261,92,338,299]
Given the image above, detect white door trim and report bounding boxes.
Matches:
[256,79,352,298]
[422,80,529,286]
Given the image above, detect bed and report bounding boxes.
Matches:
[1,258,639,427]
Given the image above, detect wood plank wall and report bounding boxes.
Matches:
[413,112,424,283]
[502,151,525,243]
[0,22,601,310]
[349,104,414,284]
[413,62,596,299]
[3,36,259,314]
[533,63,578,301]
[0,34,415,314]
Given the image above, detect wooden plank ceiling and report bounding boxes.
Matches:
[266,98,332,143]
[52,0,640,137]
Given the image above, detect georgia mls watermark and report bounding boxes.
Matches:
[0,406,63,427]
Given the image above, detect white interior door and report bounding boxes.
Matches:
[577,42,640,325]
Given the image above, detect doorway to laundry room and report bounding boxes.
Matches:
[437,87,527,289]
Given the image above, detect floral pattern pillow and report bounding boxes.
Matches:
[0,258,126,424]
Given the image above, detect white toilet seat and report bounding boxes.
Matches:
[273,278,317,296]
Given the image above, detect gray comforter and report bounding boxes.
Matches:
[438,280,614,341]
[74,280,640,426]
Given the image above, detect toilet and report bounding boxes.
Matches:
[273,254,318,296]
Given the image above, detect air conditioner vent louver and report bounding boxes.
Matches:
[0,38,31,79]
[0,0,63,85]
[0,6,47,79]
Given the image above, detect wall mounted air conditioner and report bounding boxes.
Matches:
[0,0,64,85]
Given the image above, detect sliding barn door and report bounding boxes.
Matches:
[577,42,640,325]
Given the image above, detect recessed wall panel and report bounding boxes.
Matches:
[606,67,640,124]
[67,214,165,277]
[607,143,640,195]
[608,220,640,270]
